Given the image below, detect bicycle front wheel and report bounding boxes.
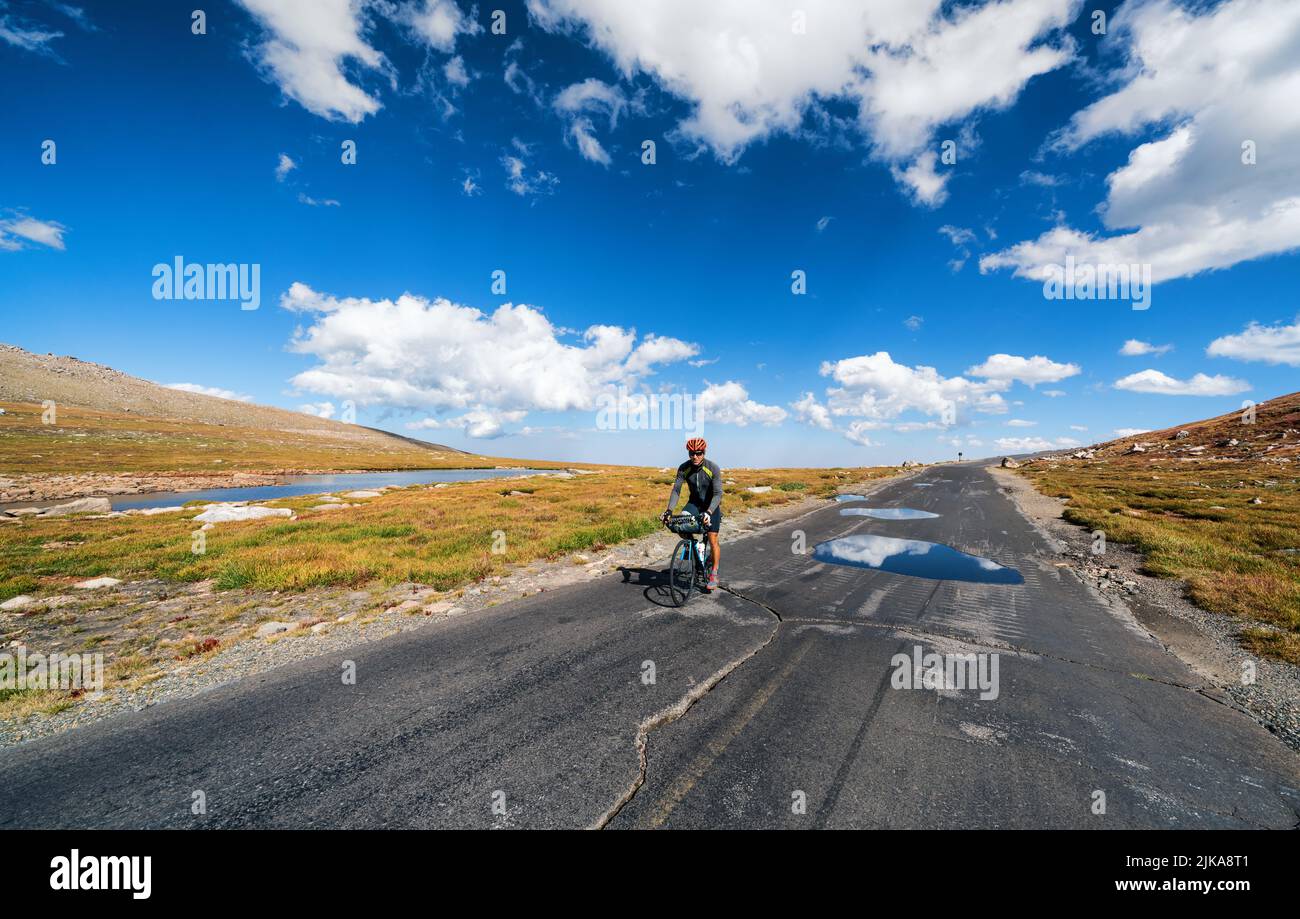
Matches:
[667,539,695,607]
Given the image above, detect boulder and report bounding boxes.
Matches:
[342,490,383,499]
[1000,457,1020,469]
[0,595,35,611]
[39,497,112,517]
[74,577,121,590]
[193,505,293,523]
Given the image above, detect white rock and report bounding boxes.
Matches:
[193,504,293,523]
[746,486,772,494]
[310,622,330,634]
[39,497,112,517]
[256,621,295,638]
[342,490,383,499]
[74,577,121,590]
[129,506,186,516]
[0,595,35,611]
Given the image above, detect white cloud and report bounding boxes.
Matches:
[276,153,297,181]
[0,214,67,251]
[0,6,63,55]
[297,192,340,207]
[1113,427,1150,438]
[996,435,1079,452]
[554,78,626,165]
[844,421,878,447]
[1005,418,1036,427]
[444,55,470,87]
[697,381,787,427]
[298,401,336,418]
[792,392,834,430]
[1120,338,1171,357]
[501,152,560,196]
[527,0,1079,201]
[1113,369,1249,397]
[280,284,697,434]
[967,353,1080,386]
[816,216,833,233]
[236,0,391,123]
[1042,389,1066,397]
[903,315,924,332]
[1069,424,1087,431]
[166,383,255,403]
[818,351,1009,424]
[982,0,1300,284]
[410,409,527,439]
[1207,317,1300,367]
[402,0,479,52]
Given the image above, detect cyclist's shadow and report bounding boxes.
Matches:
[617,565,682,608]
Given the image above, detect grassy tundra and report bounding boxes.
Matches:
[0,462,896,719]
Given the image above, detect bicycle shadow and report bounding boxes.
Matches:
[617,565,682,608]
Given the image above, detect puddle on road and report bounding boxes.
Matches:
[839,508,940,520]
[811,534,1024,585]
[835,494,868,502]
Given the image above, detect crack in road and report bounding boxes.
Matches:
[589,587,785,829]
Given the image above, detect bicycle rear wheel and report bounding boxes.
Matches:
[667,538,695,606]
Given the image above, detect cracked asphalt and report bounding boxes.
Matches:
[2,465,1298,829]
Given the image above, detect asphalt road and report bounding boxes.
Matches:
[2,465,1298,829]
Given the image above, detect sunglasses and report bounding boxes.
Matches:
[688,450,705,456]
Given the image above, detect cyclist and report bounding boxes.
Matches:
[661,436,723,590]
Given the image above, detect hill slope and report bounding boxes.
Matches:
[0,344,553,483]
[1010,390,1300,663]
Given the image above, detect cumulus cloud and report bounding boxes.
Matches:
[819,351,1009,424]
[982,0,1300,284]
[1207,317,1300,368]
[996,435,1080,452]
[279,282,697,436]
[400,0,479,52]
[967,353,1080,386]
[792,392,834,430]
[527,0,1079,201]
[0,214,67,251]
[1113,369,1249,396]
[1120,338,1171,357]
[275,153,297,181]
[165,383,255,403]
[409,408,527,439]
[697,381,787,427]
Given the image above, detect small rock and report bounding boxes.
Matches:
[256,621,295,638]
[1000,457,1021,469]
[1250,497,1264,505]
[342,490,383,499]
[74,577,121,590]
[746,486,772,494]
[0,595,35,611]
[310,622,330,634]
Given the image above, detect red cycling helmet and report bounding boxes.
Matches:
[686,437,707,453]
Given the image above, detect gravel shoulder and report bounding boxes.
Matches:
[992,464,1300,754]
[0,474,902,749]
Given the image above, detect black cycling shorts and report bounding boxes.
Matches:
[683,502,721,533]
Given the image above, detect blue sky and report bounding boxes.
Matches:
[3,0,1298,467]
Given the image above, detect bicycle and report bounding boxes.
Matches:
[663,513,712,607]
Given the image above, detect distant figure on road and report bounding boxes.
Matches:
[662,437,723,590]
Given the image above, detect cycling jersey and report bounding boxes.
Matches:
[666,458,723,516]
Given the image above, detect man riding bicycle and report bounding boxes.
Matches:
[661,437,723,590]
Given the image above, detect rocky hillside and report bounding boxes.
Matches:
[1010,391,1299,469]
[0,343,548,484]
[0,343,459,450]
